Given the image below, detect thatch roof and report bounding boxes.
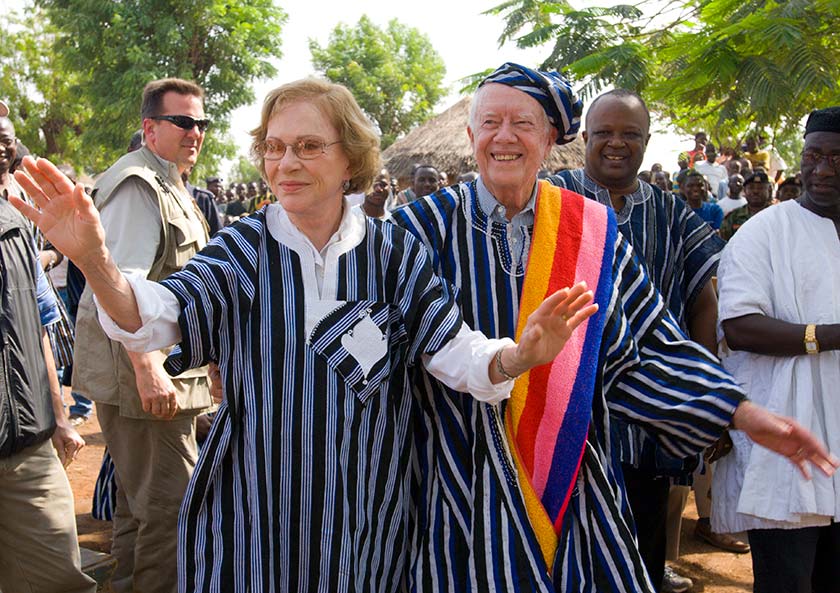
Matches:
[382,96,584,182]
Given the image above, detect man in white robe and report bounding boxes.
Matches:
[713,106,840,593]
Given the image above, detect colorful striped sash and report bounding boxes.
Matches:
[505,181,616,567]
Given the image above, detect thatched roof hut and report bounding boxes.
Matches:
[382,96,585,185]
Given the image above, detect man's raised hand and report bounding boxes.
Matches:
[499,282,600,378]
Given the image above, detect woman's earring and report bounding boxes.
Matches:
[343,180,350,192]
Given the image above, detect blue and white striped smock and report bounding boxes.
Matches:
[551,170,725,477]
[159,209,462,593]
[392,180,744,593]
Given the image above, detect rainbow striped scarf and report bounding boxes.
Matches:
[505,181,616,568]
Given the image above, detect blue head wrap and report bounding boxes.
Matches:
[479,62,583,145]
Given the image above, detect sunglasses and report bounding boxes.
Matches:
[150,114,210,132]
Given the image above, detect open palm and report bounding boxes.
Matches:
[733,400,840,480]
[11,156,107,264]
[515,282,599,369]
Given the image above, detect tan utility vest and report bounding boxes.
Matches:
[74,147,211,419]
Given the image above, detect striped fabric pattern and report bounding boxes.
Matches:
[480,62,583,145]
[549,170,723,330]
[550,170,725,475]
[159,211,462,593]
[92,449,117,521]
[392,181,745,592]
[505,184,615,565]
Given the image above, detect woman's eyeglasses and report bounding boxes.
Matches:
[253,138,341,161]
[150,114,211,133]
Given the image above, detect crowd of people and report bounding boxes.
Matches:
[0,61,838,593]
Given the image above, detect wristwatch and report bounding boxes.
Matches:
[804,324,820,355]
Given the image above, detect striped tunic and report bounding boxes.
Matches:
[392,181,744,592]
[550,170,725,474]
[159,209,462,593]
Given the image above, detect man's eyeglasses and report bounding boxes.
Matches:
[252,137,341,161]
[801,149,840,170]
[150,115,210,133]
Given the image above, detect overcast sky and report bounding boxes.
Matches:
[228,0,687,176]
[0,0,687,174]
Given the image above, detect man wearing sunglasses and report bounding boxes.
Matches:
[71,78,212,593]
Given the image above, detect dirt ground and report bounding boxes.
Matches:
[66,405,756,592]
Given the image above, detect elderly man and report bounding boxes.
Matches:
[392,65,835,592]
[549,88,729,591]
[0,101,95,593]
[713,106,840,593]
[72,78,212,593]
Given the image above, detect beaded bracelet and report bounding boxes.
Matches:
[495,348,520,381]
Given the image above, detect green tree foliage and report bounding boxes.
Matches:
[228,155,262,184]
[0,9,92,169]
[310,16,447,148]
[33,0,287,174]
[488,0,840,164]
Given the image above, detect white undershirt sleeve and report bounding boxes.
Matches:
[97,271,517,405]
[422,323,515,404]
[95,271,182,352]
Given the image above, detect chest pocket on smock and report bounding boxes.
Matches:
[167,215,206,269]
[307,300,407,405]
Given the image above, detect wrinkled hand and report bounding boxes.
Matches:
[136,365,179,420]
[733,400,839,479]
[52,421,85,468]
[209,362,223,405]
[10,156,107,266]
[507,281,599,374]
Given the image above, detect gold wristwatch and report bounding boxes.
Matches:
[804,324,820,355]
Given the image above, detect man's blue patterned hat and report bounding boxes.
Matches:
[479,62,583,145]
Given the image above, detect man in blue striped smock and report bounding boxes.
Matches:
[392,63,836,592]
[550,89,729,591]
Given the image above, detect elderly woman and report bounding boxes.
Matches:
[12,79,598,592]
